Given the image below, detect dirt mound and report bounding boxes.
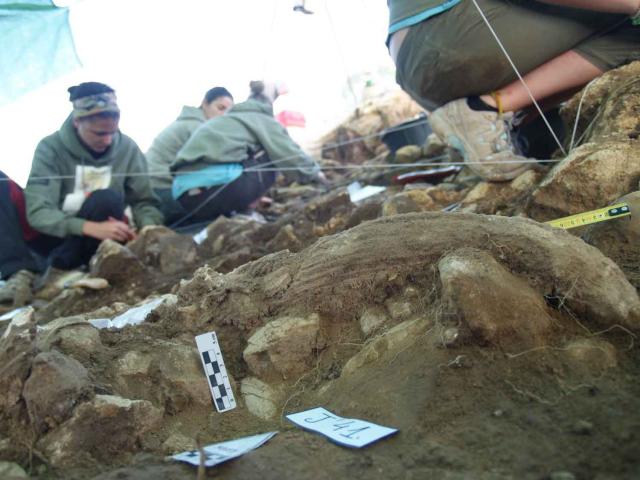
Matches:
[1,63,640,479]
[2,212,640,479]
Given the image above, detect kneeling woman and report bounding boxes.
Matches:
[170,82,322,225]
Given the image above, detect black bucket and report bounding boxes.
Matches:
[381,113,431,154]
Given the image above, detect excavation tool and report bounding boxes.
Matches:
[546,202,631,229]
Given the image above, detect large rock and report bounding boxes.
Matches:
[128,226,198,275]
[112,340,211,411]
[583,190,640,289]
[531,62,640,221]
[438,249,554,348]
[562,61,640,145]
[22,350,92,432]
[527,142,640,221]
[89,240,146,283]
[37,316,102,363]
[39,395,163,468]
[243,314,323,381]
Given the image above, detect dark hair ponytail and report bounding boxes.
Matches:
[249,80,265,96]
[68,82,115,101]
[204,87,233,104]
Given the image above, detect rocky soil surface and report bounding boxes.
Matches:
[1,64,639,480]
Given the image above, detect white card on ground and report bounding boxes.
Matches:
[172,431,277,468]
[287,407,398,448]
[0,306,29,322]
[195,331,236,413]
[347,181,386,203]
[193,227,208,245]
[88,297,167,330]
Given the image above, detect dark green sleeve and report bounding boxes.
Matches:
[124,146,165,228]
[25,140,85,237]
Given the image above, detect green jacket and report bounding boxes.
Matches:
[25,115,164,238]
[171,99,319,181]
[146,105,206,189]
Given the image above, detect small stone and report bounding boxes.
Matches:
[441,327,460,347]
[359,306,391,336]
[492,409,504,418]
[240,377,284,420]
[571,420,594,435]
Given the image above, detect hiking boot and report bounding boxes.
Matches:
[429,98,535,181]
[0,270,35,307]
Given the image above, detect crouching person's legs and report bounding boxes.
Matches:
[178,153,276,224]
[49,189,126,270]
[0,172,39,305]
[392,0,636,180]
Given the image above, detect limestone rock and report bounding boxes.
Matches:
[583,190,640,289]
[37,316,102,362]
[240,376,284,420]
[23,350,92,432]
[113,340,211,410]
[562,61,640,144]
[343,318,430,375]
[128,226,198,275]
[89,240,146,283]
[382,189,436,216]
[39,395,163,468]
[393,144,422,164]
[243,314,323,381]
[438,249,554,348]
[528,142,640,221]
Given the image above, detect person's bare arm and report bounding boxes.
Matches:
[537,0,639,15]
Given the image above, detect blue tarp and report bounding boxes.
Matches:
[0,1,80,105]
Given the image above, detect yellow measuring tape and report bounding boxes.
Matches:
[547,202,631,229]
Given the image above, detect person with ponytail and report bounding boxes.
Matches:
[146,86,234,223]
[169,80,326,224]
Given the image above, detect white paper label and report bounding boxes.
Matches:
[172,432,277,468]
[286,407,398,448]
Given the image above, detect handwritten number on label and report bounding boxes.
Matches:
[340,426,371,440]
[332,421,356,431]
[304,412,338,424]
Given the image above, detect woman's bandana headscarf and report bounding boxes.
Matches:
[72,92,120,119]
